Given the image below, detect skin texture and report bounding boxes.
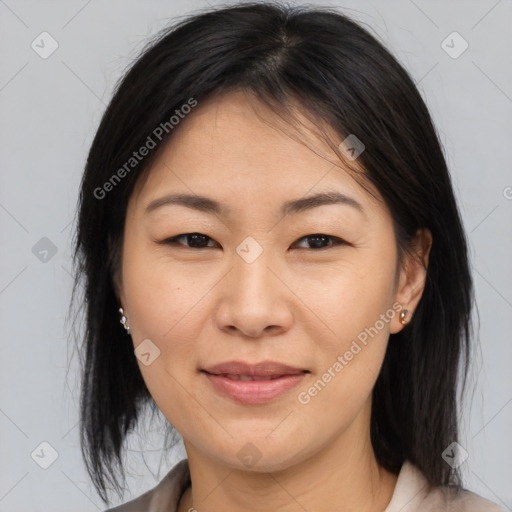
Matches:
[117,90,432,512]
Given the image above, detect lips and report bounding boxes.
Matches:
[220,374,284,381]
[201,360,309,405]
[203,372,308,404]
[202,360,309,378]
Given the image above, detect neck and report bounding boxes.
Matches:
[178,413,398,512]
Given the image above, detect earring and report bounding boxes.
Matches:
[119,307,131,334]
[399,309,409,325]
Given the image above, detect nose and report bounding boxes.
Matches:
[215,247,293,339]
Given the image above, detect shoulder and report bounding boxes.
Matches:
[419,485,506,512]
[385,461,506,512]
[104,458,190,512]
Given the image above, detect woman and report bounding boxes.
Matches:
[72,2,505,511]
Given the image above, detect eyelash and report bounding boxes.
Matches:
[159,232,347,250]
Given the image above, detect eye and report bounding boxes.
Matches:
[159,232,347,250]
[292,233,347,250]
[160,232,219,249]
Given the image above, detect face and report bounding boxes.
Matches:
[118,90,427,472]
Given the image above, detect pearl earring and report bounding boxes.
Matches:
[399,309,409,325]
[119,307,131,334]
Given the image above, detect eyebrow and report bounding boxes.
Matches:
[145,191,365,217]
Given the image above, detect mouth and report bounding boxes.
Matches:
[201,359,309,378]
[200,364,310,405]
[202,372,303,381]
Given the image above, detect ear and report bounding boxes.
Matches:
[112,264,127,312]
[390,227,432,334]
[112,272,126,314]
[108,233,127,311]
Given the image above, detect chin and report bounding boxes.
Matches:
[209,441,310,474]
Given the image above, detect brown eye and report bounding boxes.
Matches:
[292,234,346,250]
[161,232,219,248]
[160,233,346,250]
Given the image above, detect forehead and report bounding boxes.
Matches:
[131,90,385,219]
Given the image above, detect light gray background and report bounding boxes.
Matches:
[0,0,511,510]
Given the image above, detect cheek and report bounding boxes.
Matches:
[123,262,209,364]
[121,250,210,433]
[296,253,397,348]
[292,253,397,407]
[293,269,395,429]
[121,231,201,334]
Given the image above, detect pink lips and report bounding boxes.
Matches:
[201,360,309,405]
